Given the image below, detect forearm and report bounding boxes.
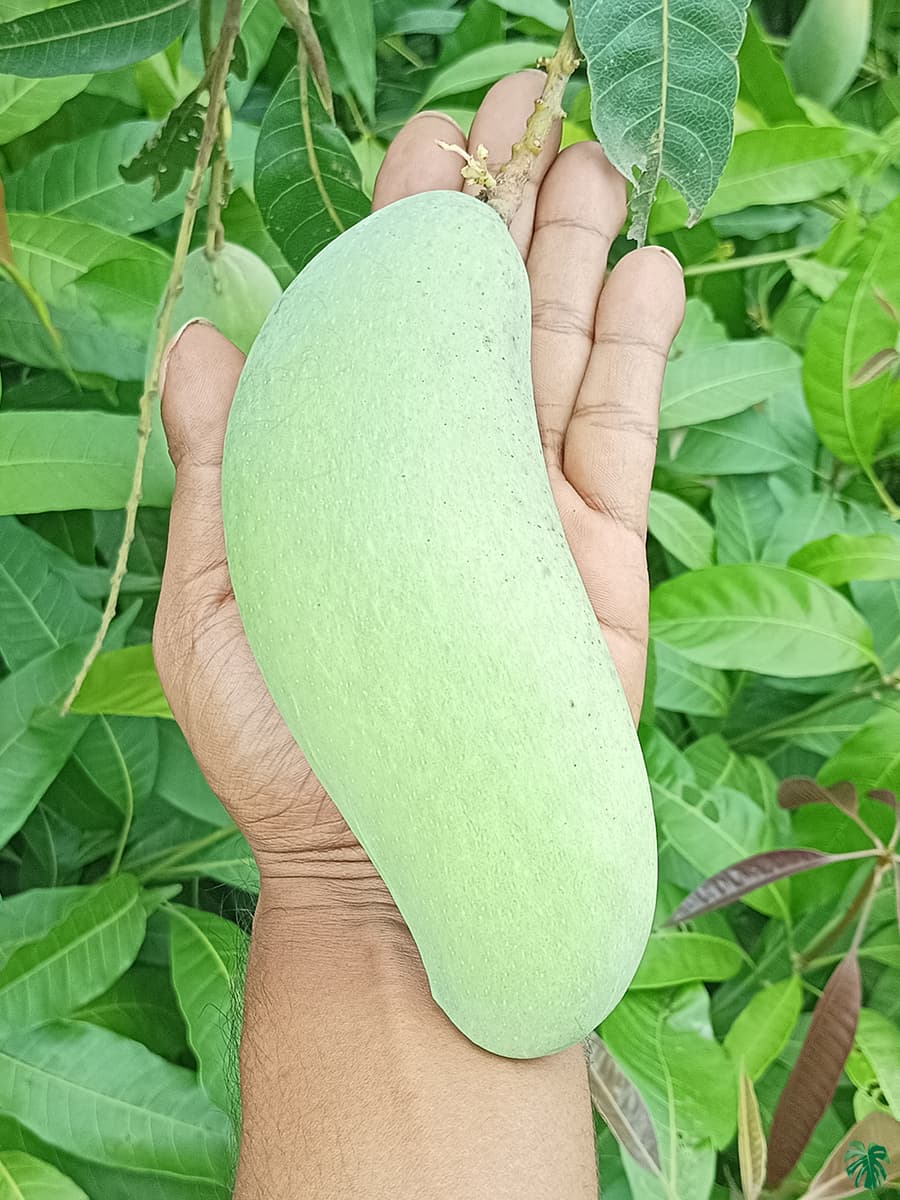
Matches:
[234,885,599,1199]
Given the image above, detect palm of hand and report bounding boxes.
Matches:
[153,71,684,896]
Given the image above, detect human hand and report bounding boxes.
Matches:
[153,71,685,912]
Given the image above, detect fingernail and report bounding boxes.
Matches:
[159,317,215,397]
[655,246,683,273]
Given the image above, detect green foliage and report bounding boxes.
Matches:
[0,0,897,1196]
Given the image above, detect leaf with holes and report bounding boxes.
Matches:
[119,86,205,199]
[573,0,751,244]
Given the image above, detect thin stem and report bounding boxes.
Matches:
[383,35,425,69]
[682,244,820,277]
[60,0,244,716]
[486,11,581,226]
[862,460,900,520]
[275,0,334,120]
[298,44,345,234]
[849,861,893,954]
[205,107,232,256]
[131,824,239,882]
[344,89,370,138]
[797,866,875,969]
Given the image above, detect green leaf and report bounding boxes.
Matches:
[652,641,731,717]
[420,39,556,106]
[818,706,900,796]
[151,722,231,827]
[75,962,189,1063]
[0,887,87,966]
[603,985,737,1151]
[631,932,743,989]
[255,68,369,274]
[0,876,145,1039]
[785,0,872,109]
[790,533,900,585]
[321,0,376,120]
[724,976,803,1080]
[0,0,192,77]
[712,475,781,563]
[0,1020,232,1181]
[647,490,714,569]
[854,1009,900,1120]
[0,517,98,672]
[0,411,174,513]
[118,85,205,200]
[761,490,848,565]
[650,126,876,234]
[70,644,172,718]
[804,195,900,468]
[651,563,876,677]
[61,714,159,824]
[168,905,248,1114]
[737,12,806,125]
[660,340,801,429]
[672,407,812,476]
[573,0,751,244]
[0,74,89,145]
[0,1151,87,1199]
[0,640,93,846]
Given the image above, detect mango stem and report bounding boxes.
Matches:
[486,10,581,226]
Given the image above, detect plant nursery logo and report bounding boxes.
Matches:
[844,1139,889,1191]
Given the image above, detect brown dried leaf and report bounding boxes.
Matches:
[804,1109,900,1198]
[766,953,862,1188]
[666,850,836,925]
[779,777,858,816]
[588,1034,661,1176]
[738,1071,767,1200]
[850,348,899,387]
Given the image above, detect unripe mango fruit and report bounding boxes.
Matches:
[221,190,656,1059]
[170,242,281,353]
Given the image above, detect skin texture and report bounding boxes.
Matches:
[154,70,685,1200]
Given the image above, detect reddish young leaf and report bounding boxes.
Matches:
[804,1109,900,1198]
[868,788,900,815]
[766,953,862,1188]
[666,850,838,925]
[779,777,858,816]
[588,1034,661,1176]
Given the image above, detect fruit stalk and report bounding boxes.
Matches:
[487,11,581,225]
[61,0,244,714]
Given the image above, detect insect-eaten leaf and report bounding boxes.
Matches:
[572,0,752,245]
[119,87,206,200]
[588,1034,661,1176]
[766,952,862,1188]
[667,849,843,924]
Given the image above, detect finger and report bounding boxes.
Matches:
[372,111,466,211]
[563,246,685,541]
[526,142,626,470]
[466,70,562,257]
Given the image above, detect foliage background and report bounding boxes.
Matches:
[0,0,899,1197]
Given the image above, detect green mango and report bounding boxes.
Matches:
[169,242,281,354]
[221,190,656,1058]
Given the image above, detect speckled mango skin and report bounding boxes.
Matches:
[221,190,657,1058]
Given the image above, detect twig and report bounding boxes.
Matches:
[205,108,231,256]
[61,0,244,715]
[486,12,581,226]
[274,0,334,120]
[682,244,821,277]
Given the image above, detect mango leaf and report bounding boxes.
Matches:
[63,715,159,822]
[737,11,806,125]
[650,564,877,677]
[255,68,369,274]
[647,491,714,569]
[0,74,90,145]
[672,407,812,476]
[738,1072,767,1200]
[0,517,98,672]
[724,976,804,1081]
[785,0,872,110]
[855,1009,900,1120]
[804,195,900,468]
[660,340,801,429]
[790,532,900,587]
[168,905,248,1115]
[75,962,188,1063]
[630,932,743,989]
[652,641,731,717]
[118,85,205,200]
[712,475,780,563]
[778,776,859,817]
[0,888,87,966]
[603,985,737,1152]
[151,722,231,827]
[766,953,862,1187]
[819,707,900,797]
[805,1110,900,1198]
[0,876,145,1039]
[650,126,876,234]
[0,1020,232,1182]
[419,40,556,106]
[588,1034,661,1175]
[573,0,750,244]
[0,411,174,513]
[667,849,852,924]
[0,1151,87,1198]
[0,0,192,77]
[321,0,376,120]
[70,644,172,718]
